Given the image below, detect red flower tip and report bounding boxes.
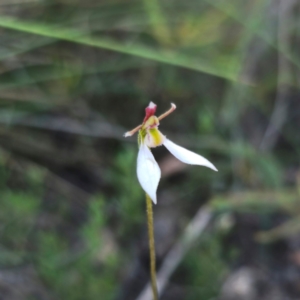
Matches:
[143,102,157,122]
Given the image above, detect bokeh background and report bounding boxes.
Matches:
[0,0,299,299]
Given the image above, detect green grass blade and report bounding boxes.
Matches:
[0,16,240,81]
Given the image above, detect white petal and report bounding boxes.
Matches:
[137,143,161,204]
[163,139,218,171]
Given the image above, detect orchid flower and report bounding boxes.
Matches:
[124,102,217,204]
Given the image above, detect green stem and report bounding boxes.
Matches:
[146,193,159,300]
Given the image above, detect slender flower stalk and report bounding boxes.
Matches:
[124,102,217,299]
[146,193,158,300]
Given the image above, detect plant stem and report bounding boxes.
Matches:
[146,193,159,300]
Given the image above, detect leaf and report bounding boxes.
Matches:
[0,16,240,81]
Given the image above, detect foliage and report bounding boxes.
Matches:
[37,197,120,300]
[0,0,299,298]
[172,231,228,300]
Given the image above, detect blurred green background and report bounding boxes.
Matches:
[0,0,299,299]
